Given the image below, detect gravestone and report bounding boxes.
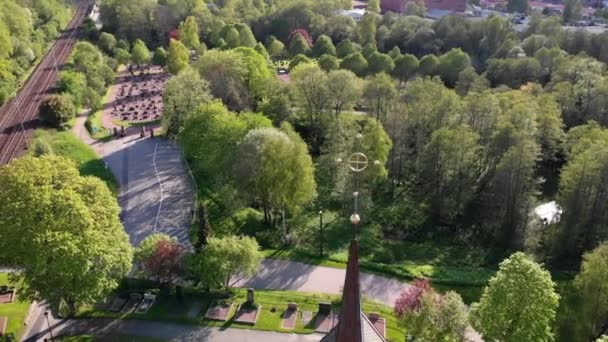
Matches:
[318,302,331,315]
[247,288,254,305]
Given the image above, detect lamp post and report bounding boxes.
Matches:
[44,311,54,341]
[319,210,324,257]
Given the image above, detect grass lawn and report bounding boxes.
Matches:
[77,284,405,342]
[32,129,118,194]
[88,90,113,141]
[0,273,30,341]
[111,118,161,128]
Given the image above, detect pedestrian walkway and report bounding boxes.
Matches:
[233,259,410,306]
[24,313,325,342]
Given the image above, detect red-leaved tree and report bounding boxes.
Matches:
[394,278,432,318]
[143,240,184,286]
[289,29,312,47]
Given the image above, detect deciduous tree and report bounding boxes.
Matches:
[471,252,559,342]
[235,126,316,224]
[39,95,76,130]
[131,39,151,65]
[340,52,368,76]
[191,235,262,291]
[575,243,608,341]
[312,34,336,57]
[392,53,418,85]
[0,156,133,316]
[179,16,200,49]
[162,67,212,138]
[167,39,189,75]
[363,73,397,122]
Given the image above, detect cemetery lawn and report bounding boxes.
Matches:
[0,273,30,340]
[33,129,118,194]
[77,285,405,341]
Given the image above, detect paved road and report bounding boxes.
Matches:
[233,259,409,306]
[73,115,194,246]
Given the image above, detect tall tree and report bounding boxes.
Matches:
[367,52,395,75]
[290,62,330,151]
[167,39,189,75]
[131,39,151,65]
[318,54,339,72]
[363,73,397,122]
[191,235,262,291]
[179,16,200,50]
[437,48,471,87]
[340,52,368,76]
[418,54,439,76]
[419,126,481,224]
[392,53,419,85]
[556,125,608,259]
[265,36,285,58]
[336,39,356,58]
[0,156,133,316]
[367,0,381,13]
[162,67,212,139]
[234,126,316,224]
[237,24,257,48]
[471,252,560,342]
[563,0,583,24]
[312,34,336,57]
[152,47,168,66]
[288,32,311,57]
[359,13,377,47]
[326,69,363,117]
[575,243,608,341]
[224,27,241,49]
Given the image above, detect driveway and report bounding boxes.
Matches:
[73,115,194,246]
[233,259,409,306]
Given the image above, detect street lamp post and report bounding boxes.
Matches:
[319,210,324,257]
[44,311,54,341]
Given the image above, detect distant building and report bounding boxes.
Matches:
[353,0,368,9]
[534,201,562,225]
[336,8,367,22]
[381,0,467,13]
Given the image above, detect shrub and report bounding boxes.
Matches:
[38,94,76,130]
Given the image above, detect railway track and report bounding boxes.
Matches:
[0,1,87,166]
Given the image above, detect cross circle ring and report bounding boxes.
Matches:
[347,152,369,172]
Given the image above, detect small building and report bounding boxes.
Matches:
[353,0,368,9]
[336,8,367,22]
[534,201,562,225]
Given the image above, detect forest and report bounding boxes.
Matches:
[92,0,608,340]
[0,0,607,340]
[0,0,72,104]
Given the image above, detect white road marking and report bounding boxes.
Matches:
[152,142,164,233]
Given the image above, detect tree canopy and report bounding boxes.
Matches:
[0,156,133,315]
[471,252,560,342]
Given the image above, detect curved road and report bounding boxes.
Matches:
[73,115,194,246]
[233,259,409,306]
